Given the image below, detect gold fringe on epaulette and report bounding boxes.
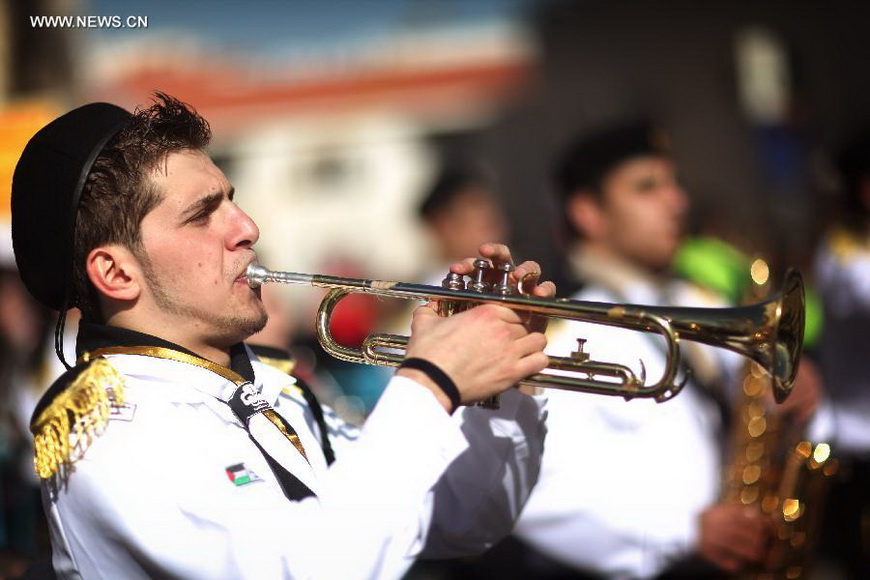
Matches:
[31,357,125,480]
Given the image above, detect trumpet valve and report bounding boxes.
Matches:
[438,272,466,317]
[441,272,466,291]
[493,262,517,296]
[469,258,492,293]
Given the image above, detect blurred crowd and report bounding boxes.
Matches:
[0,236,54,577]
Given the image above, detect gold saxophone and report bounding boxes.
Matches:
[722,263,837,579]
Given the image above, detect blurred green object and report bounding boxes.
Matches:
[673,236,822,349]
[802,285,822,350]
[673,237,750,304]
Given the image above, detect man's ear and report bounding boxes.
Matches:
[566,191,607,241]
[85,245,143,302]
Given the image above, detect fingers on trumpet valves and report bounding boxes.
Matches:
[444,257,523,294]
[447,247,550,295]
[439,255,551,331]
[440,257,494,293]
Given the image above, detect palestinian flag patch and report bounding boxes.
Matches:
[225,463,263,487]
[109,402,137,422]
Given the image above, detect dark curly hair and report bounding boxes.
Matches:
[72,92,211,322]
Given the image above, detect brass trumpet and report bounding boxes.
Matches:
[247,263,804,404]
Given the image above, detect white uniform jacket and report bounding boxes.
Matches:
[513,251,738,579]
[37,326,547,580]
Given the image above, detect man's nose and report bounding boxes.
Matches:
[667,182,689,215]
[229,205,260,249]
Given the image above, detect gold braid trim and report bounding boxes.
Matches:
[31,357,125,480]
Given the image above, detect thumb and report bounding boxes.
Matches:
[410,303,439,332]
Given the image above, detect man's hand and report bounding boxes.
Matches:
[397,243,554,412]
[698,503,770,573]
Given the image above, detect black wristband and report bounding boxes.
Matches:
[399,357,461,413]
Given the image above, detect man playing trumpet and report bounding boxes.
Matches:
[11,93,554,579]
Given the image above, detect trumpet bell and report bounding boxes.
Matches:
[659,269,804,403]
[769,270,805,402]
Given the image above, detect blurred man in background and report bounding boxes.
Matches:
[512,121,819,579]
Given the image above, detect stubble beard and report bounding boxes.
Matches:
[139,253,268,344]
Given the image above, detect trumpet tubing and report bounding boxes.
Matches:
[247,263,805,404]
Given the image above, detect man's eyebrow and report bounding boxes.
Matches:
[181,190,228,220]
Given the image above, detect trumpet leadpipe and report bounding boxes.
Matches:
[248,263,670,325]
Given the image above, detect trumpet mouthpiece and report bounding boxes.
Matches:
[246,263,268,288]
[244,264,315,288]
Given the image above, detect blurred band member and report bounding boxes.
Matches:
[513,121,816,579]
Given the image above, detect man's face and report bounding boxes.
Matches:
[433,188,508,261]
[594,155,688,271]
[137,149,267,348]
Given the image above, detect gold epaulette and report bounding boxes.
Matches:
[31,356,125,480]
[829,227,870,262]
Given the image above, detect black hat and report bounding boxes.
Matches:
[11,103,131,310]
[417,164,493,221]
[556,121,670,199]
